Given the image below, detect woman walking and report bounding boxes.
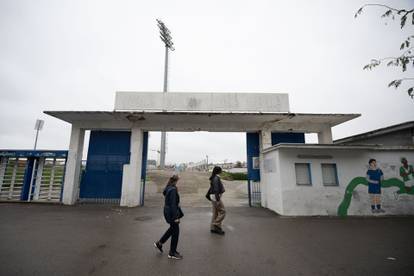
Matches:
[206,166,226,235]
[154,175,184,260]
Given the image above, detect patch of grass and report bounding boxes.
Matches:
[220,172,247,181]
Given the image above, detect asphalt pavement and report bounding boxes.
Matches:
[0,203,413,276]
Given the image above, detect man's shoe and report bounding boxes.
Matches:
[168,252,183,260]
[154,241,163,253]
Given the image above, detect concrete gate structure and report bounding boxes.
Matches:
[45,92,358,208]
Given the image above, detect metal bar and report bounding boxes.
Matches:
[27,159,37,202]
[163,46,169,92]
[247,179,252,207]
[60,158,67,202]
[34,129,40,150]
[141,178,146,206]
[33,157,44,200]
[253,182,257,204]
[160,46,169,170]
[0,157,7,193]
[9,158,18,199]
[48,158,56,200]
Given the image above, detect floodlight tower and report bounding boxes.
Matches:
[157,19,174,170]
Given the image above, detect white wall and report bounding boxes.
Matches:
[262,147,414,216]
[262,150,283,213]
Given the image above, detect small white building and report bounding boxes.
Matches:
[261,144,414,216]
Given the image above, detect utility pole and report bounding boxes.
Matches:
[157,19,174,170]
[206,155,209,171]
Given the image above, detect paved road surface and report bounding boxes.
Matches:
[1,203,413,276]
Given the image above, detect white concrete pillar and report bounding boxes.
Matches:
[259,129,272,208]
[62,125,85,205]
[318,127,333,144]
[260,129,272,150]
[121,127,143,207]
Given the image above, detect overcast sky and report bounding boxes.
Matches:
[1,0,413,164]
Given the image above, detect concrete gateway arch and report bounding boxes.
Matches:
[45,92,359,207]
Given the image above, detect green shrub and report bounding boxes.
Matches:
[220,171,247,181]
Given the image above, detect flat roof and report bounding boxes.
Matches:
[44,111,360,133]
[263,143,414,153]
[334,121,414,144]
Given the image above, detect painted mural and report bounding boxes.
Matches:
[338,157,414,217]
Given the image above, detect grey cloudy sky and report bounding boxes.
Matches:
[0,0,413,164]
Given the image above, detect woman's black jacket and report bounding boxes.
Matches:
[163,185,183,224]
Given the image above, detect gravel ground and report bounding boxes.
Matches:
[144,170,248,207]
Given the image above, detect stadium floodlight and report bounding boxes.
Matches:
[157,19,175,51]
[156,19,175,169]
[33,119,44,150]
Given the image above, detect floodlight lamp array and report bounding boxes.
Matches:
[157,19,175,50]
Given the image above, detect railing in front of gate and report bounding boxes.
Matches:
[0,153,67,203]
[248,179,261,207]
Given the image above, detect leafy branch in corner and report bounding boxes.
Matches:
[355,4,414,99]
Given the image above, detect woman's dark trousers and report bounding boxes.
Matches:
[160,222,179,254]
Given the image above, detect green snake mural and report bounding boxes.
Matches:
[337,177,414,217]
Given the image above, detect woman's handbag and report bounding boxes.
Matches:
[178,206,184,219]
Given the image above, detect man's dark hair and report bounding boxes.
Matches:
[368,159,376,165]
[209,166,222,180]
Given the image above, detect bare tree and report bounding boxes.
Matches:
[355,4,414,99]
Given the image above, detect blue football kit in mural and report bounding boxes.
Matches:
[366,169,383,194]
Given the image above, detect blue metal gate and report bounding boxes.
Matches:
[140,131,148,205]
[79,131,148,204]
[79,131,131,203]
[246,132,305,207]
[246,133,261,206]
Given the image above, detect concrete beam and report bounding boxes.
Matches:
[120,127,143,207]
[115,92,290,113]
[62,125,85,205]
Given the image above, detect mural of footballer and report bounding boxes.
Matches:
[400,157,414,192]
[366,159,385,213]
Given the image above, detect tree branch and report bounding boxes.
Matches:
[359,4,403,12]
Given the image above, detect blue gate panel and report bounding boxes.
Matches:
[246,132,305,182]
[246,132,260,181]
[141,132,148,181]
[21,157,35,201]
[80,131,131,199]
[271,132,305,145]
